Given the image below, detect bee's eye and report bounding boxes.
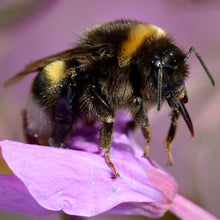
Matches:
[163,66,175,76]
[160,71,170,92]
[151,53,180,96]
[152,66,169,91]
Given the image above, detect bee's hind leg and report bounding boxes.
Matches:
[49,83,75,148]
[49,98,74,148]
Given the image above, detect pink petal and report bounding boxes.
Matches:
[0,128,177,218]
[0,174,55,217]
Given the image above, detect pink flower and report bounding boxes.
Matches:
[0,114,177,218]
[0,113,218,219]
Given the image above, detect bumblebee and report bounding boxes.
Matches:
[5,19,215,177]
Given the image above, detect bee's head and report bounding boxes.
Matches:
[150,44,215,138]
[150,46,192,136]
[151,46,188,101]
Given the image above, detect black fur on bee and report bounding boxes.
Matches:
[5,19,215,177]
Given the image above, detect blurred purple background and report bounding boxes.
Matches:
[0,0,220,219]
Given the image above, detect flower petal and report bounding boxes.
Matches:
[0,174,55,217]
[0,127,177,218]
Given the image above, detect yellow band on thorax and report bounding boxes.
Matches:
[118,24,166,67]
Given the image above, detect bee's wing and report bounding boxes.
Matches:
[4,47,92,87]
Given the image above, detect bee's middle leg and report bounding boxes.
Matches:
[84,86,119,177]
[130,97,152,158]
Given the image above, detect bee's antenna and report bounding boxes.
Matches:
[157,68,163,111]
[184,47,215,86]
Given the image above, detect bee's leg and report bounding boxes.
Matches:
[100,122,120,178]
[131,97,152,158]
[86,86,119,177]
[49,85,74,148]
[49,98,73,147]
[164,109,179,165]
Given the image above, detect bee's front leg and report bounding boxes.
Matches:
[130,97,152,158]
[164,109,179,165]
